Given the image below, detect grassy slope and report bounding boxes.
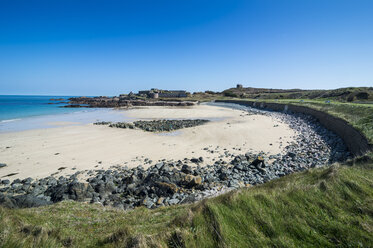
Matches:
[222,87,373,102]
[1,163,372,247]
[1,100,372,248]
[246,99,373,145]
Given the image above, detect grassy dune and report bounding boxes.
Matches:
[1,100,372,247]
[222,87,373,103]
[1,162,372,247]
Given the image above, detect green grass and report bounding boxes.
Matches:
[1,98,373,247]
[1,162,372,247]
[188,162,373,247]
[243,98,373,145]
[0,201,189,247]
[222,86,373,102]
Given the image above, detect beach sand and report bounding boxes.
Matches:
[0,105,296,180]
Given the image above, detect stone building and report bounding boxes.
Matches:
[137,89,188,98]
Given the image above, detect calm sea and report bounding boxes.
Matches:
[0,95,130,132]
[0,95,77,121]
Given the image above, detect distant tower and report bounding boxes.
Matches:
[236,84,243,89]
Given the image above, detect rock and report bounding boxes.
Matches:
[219,171,229,181]
[182,175,202,187]
[106,119,209,132]
[155,162,164,170]
[30,185,46,196]
[156,182,179,195]
[47,184,68,202]
[234,164,244,170]
[0,194,51,208]
[168,198,180,205]
[191,176,202,186]
[157,197,165,205]
[104,181,116,193]
[142,197,154,209]
[161,164,171,172]
[287,152,296,158]
[12,179,21,184]
[0,163,7,168]
[252,156,265,168]
[228,180,243,188]
[181,164,193,174]
[47,177,57,186]
[0,194,16,208]
[14,195,52,208]
[1,179,10,185]
[190,158,199,163]
[21,177,33,184]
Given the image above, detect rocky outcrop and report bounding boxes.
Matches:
[49,98,65,101]
[64,96,197,108]
[95,119,210,132]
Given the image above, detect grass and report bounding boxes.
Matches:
[1,98,373,247]
[1,162,372,247]
[189,162,373,247]
[0,201,189,247]
[240,98,373,145]
[222,86,373,102]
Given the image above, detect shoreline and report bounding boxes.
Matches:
[0,108,132,133]
[0,103,350,210]
[0,104,295,180]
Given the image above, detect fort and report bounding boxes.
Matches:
[64,89,193,108]
[137,88,189,98]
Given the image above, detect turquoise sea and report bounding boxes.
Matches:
[0,95,78,121]
[0,95,129,132]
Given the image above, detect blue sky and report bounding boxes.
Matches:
[0,0,372,96]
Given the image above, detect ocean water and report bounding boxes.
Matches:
[0,95,131,132]
[0,95,77,121]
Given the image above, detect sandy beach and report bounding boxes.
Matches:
[0,104,296,180]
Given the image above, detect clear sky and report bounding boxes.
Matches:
[0,0,372,96]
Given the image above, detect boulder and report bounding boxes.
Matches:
[181,164,193,174]
[155,162,164,170]
[156,182,180,195]
[157,197,165,205]
[182,175,202,187]
[14,195,52,208]
[287,152,296,158]
[0,194,51,208]
[252,156,265,168]
[0,194,16,208]
[1,179,10,185]
[69,182,94,201]
[190,158,199,164]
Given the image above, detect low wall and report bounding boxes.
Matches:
[216,100,372,157]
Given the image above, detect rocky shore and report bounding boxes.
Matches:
[64,96,197,108]
[0,105,350,210]
[94,119,210,132]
